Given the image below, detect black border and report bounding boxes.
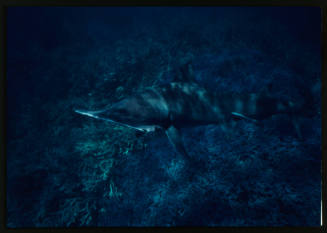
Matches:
[0,0,327,6]
[1,1,326,233]
[321,5,327,233]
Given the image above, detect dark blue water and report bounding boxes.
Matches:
[6,7,321,227]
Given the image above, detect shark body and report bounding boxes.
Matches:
[75,63,305,168]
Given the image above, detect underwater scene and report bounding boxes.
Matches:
[6,7,321,227]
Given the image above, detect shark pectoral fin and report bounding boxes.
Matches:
[165,125,201,181]
[165,125,189,158]
[74,109,101,119]
[74,109,147,132]
[231,112,257,123]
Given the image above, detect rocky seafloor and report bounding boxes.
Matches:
[6,7,321,227]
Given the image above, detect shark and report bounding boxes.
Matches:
[75,62,311,171]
